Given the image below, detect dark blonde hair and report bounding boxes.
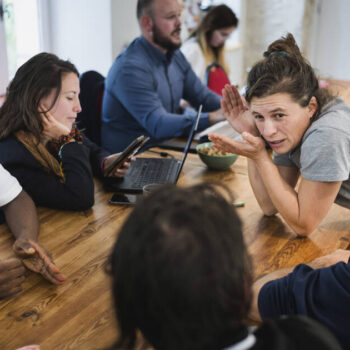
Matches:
[189,5,238,74]
[0,52,79,141]
[245,33,334,120]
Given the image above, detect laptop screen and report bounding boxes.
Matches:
[175,105,202,180]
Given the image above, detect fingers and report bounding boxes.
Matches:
[108,158,132,178]
[0,259,26,299]
[0,258,24,273]
[0,276,25,299]
[209,133,242,154]
[223,84,244,111]
[209,132,262,158]
[333,249,350,263]
[16,346,40,350]
[221,99,229,116]
[0,260,26,284]
[241,131,260,146]
[23,240,67,285]
[13,239,36,257]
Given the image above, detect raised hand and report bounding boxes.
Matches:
[221,85,258,136]
[13,239,66,285]
[209,132,267,161]
[40,108,71,141]
[0,258,26,299]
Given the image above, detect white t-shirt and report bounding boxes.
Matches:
[181,37,206,82]
[0,164,22,207]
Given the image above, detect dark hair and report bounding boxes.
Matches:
[189,5,238,73]
[110,182,252,350]
[137,0,154,21]
[193,4,239,37]
[0,52,79,141]
[245,33,334,120]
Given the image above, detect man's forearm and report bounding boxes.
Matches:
[2,190,39,241]
[250,249,350,322]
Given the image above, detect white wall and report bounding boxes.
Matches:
[310,0,350,80]
[111,0,140,59]
[48,0,113,76]
[0,16,9,94]
[243,0,305,77]
[45,0,350,84]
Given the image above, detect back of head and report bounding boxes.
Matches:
[137,0,154,22]
[0,52,78,141]
[110,183,252,350]
[245,33,333,118]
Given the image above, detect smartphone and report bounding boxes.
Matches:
[109,193,139,205]
[104,135,150,176]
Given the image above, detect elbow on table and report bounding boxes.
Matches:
[294,227,314,237]
[61,190,95,211]
[293,222,317,237]
[71,193,95,211]
[262,208,278,217]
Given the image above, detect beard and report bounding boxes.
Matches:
[152,24,181,51]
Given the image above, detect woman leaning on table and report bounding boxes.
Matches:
[209,33,350,236]
[0,53,131,211]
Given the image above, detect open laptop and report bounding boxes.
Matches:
[103,106,202,194]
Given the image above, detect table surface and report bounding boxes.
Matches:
[1,149,349,349]
[1,79,350,349]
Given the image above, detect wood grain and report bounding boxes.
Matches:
[0,150,349,349]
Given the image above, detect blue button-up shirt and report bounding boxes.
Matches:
[101,36,221,153]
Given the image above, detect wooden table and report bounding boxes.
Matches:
[0,149,349,349]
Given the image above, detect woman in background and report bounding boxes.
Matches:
[181,4,238,82]
[0,53,131,211]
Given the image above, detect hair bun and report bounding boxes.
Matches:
[268,51,289,59]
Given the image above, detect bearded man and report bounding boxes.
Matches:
[101,0,224,153]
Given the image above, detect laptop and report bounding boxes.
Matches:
[103,106,202,194]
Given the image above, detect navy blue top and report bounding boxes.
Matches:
[0,135,109,211]
[101,36,221,153]
[258,262,350,348]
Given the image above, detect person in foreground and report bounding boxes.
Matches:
[209,33,350,236]
[1,164,65,300]
[101,0,224,153]
[109,182,341,350]
[181,4,238,82]
[0,53,131,211]
[250,248,350,349]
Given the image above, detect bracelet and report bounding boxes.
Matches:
[48,127,83,156]
[58,142,74,159]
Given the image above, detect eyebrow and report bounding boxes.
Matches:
[252,107,286,115]
[62,90,79,94]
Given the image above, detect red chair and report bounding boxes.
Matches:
[204,62,230,96]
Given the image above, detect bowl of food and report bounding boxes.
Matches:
[196,142,238,170]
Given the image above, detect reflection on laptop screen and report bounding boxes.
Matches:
[175,105,202,180]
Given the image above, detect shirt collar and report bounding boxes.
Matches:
[139,35,174,64]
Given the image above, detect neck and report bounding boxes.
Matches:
[142,33,168,54]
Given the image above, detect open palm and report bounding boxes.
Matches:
[221,85,258,136]
[13,239,66,285]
